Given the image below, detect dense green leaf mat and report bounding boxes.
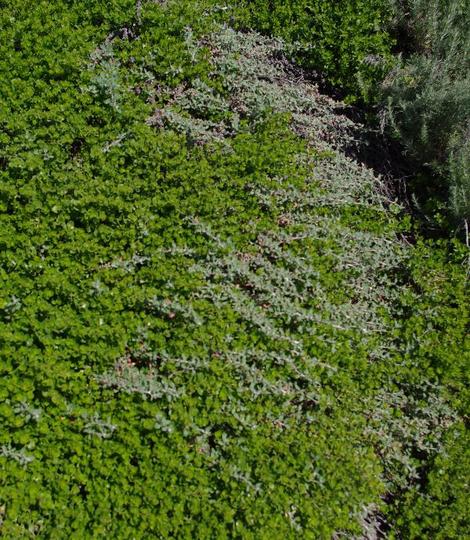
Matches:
[0,1,468,537]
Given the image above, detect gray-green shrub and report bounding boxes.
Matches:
[380,0,470,224]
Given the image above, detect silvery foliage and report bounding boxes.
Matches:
[63,404,118,440]
[87,40,122,111]
[148,295,204,326]
[0,444,34,466]
[82,413,117,439]
[364,384,457,487]
[335,503,387,540]
[100,253,150,273]
[13,402,42,423]
[3,295,21,320]
[154,412,175,433]
[98,356,183,402]
[0,404,41,466]
[148,28,357,144]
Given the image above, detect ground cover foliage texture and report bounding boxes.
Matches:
[0,0,469,538]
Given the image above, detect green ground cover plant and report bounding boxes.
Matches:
[0,0,468,537]
[231,0,395,101]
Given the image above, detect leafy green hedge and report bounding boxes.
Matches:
[0,0,468,537]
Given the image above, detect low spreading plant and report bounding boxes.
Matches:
[231,0,394,101]
[0,1,468,538]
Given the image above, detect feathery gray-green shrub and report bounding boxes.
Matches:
[381,0,470,224]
